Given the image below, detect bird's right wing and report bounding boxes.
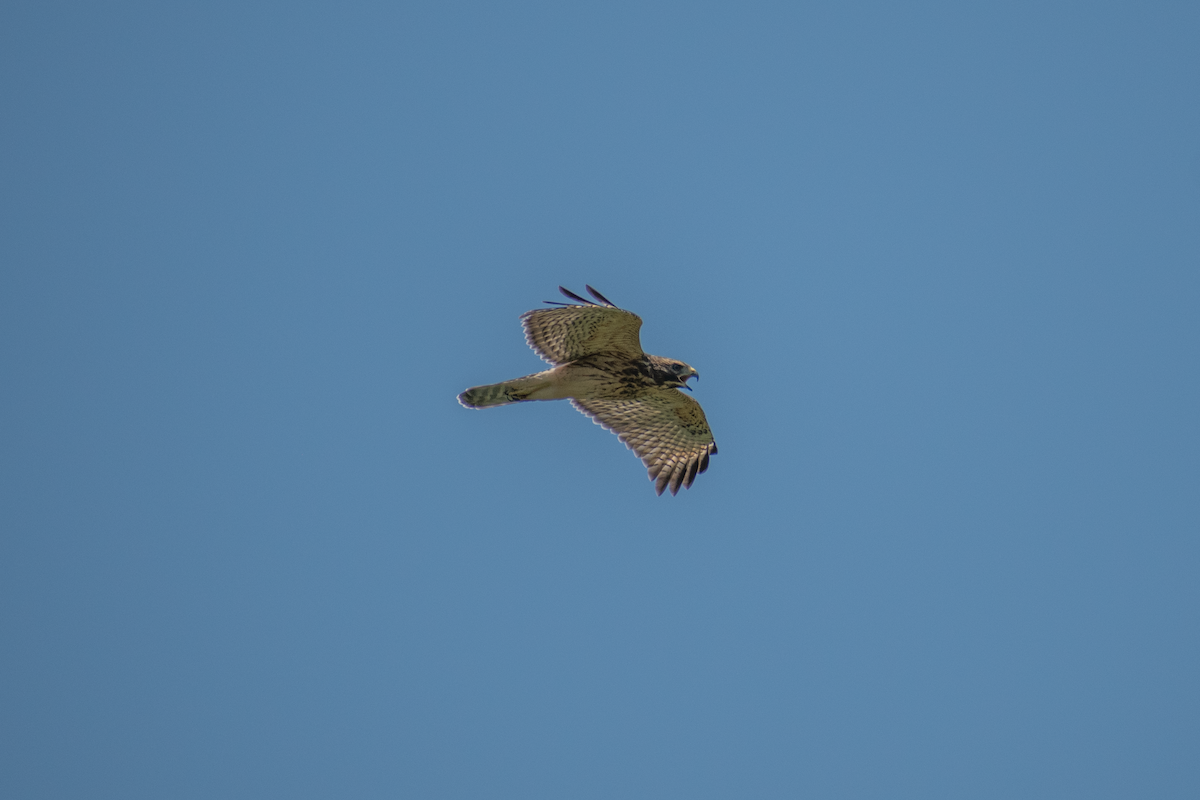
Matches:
[571,390,718,495]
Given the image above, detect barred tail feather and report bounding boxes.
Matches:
[457,373,549,409]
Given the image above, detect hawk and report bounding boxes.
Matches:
[458,285,718,495]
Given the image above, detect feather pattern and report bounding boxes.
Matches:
[522,289,644,364]
[571,393,717,496]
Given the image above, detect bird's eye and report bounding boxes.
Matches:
[673,363,686,373]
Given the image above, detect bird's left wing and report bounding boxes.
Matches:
[521,286,643,365]
[571,391,718,495]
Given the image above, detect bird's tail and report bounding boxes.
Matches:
[458,373,549,409]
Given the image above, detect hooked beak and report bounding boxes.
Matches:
[681,370,698,391]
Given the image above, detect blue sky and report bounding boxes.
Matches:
[2,2,1198,798]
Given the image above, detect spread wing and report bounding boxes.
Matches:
[521,286,644,364]
[572,391,718,496]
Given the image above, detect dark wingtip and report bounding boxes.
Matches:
[666,461,686,495]
[558,286,595,305]
[683,459,699,489]
[584,285,616,307]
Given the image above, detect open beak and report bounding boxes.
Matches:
[682,370,698,391]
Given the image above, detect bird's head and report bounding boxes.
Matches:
[664,359,699,390]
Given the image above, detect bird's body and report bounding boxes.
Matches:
[458,286,717,495]
[459,353,694,406]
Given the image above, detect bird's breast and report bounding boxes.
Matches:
[557,355,657,397]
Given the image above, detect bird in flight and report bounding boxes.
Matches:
[458,286,718,495]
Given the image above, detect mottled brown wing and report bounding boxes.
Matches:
[571,391,718,496]
[521,305,644,365]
